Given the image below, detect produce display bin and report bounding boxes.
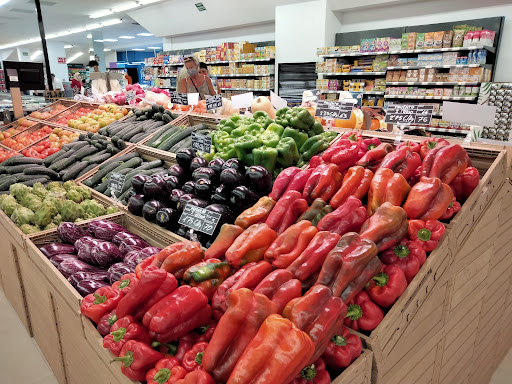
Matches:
[27,99,79,122]
[45,102,102,128]
[331,350,373,384]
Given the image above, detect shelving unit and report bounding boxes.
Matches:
[211,73,274,78]
[319,71,386,76]
[386,81,480,86]
[387,63,492,70]
[220,87,272,92]
[319,45,496,58]
[384,95,477,100]
[320,90,385,95]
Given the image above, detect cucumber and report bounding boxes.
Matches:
[2,156,44,166]
[158,126,196,151]
[133,159,164,172]
[61,141,88,151]
[4,164,43,174]
[74,145,98,160]
[119,168,155,194]
[23,167,60,180]
[77,163,98,178]
[129,132,147,143]
[83,149,107,162]
[150,126,181,148]
[16,174,50,182]
[87,152,111,165]
[0,176,17,190]
[19,177,50,187]
[85,161,121,187]
[99,153,137,169]
[110,157,142,173]
[51,147,78,164]
[49,156,77,172]
[122,126,144,141]
[94,180,109,193]
[62,161,89,181]
[92,142,105,150]
[43,149,65,166]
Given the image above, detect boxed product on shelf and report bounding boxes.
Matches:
[327,46,342,55]
[317,47,327,55]
[389,38,402,51]
[442,52,458,65]
[480,29,496,46]
[443,30,454,48]
[408,32,417,50]
[416,33,425,49]
[375,78,386,91]
[401,33,408,50]
[434,31,444,48]
[424,32,435,48]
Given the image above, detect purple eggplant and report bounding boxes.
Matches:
[220,168,243,188]
[127,194,145,216]
[230,185,259,212]
[118,237,150,254]
[211,184,230,205]
[112,232,143,246]
[88,220,128,241]
[142,200,165,222]
[169,189,185,208]
[156,208,176,229]
[107,262,135,284]
[68,271,110,288]
[49,254,79,268]
[176,148,197,169]
[206,204,235,225]
[177,193,196,211]
[164,175,181,191]
[143,174,169,199]
[76,279,110,297]
[40,243,76,258]
[208,158,225,175]
[187,198,209,208]
[245,166,272,195]
[194,179,213,200]
[58,259,103,279]
[91,242,123,268]
[168,164,185,181]
[182,181,196,195]
[57,222,89,245]
[223,158,245,174]
[192,167,218,183]
[190,157,208,173]
[131,174,152,194]
[124,246,160,267]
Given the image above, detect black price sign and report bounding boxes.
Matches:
[315,100,354,120]
[191,132,212,153]
[178,205,222,236]
[171,92,188,105]
[385,104,434,125]
[206,94,223,111]
[108,172,126,197]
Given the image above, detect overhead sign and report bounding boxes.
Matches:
[58,57,67,64]
[315,100,354,120]
[385,104,434,125]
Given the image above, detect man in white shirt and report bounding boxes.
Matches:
[51,74,63,90]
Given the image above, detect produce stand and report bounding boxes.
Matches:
[0,124,511,384]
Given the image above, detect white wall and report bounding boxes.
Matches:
[163,23,275,51]
[104,51,118,68]
[337,0,512,81]
[46,41,69,83]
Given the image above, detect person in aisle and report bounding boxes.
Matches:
[124,70,133,85]
[88,60,100,73]
[51,74,63,90]
[175,66,188,93]
[199,62,220,94]
[70,72,83,93]
[180,56,216,99]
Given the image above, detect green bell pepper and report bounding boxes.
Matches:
[275,107,291,127]
[246,123,264,136]
[253,146,278,173]
[299,133,331,161]
[231,125,247,138]
[217,145,237,160]
[234,135,261,165]
[253,111,273,129]
[230,115,242,124]
[289,108,315,130]
[282,127,308,150]
[199,147,216,162]
[261,132,280,148]
[276,137,299,167]
[213,130,229,146]
[266,123,284,137]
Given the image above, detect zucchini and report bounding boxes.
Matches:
[51,147,78,164]
[132,159,164,172]
[129,132,146,143]
[150,126,181,148]
[112,147,121,154]
[110,157,143,173]
[158,126,196,151]
[62,161,89,181]
[23,167,60,180]
[87,152,111,165]
[94,180,109,193]
[116,139,127,150]
[77,163,98,178]
[122,126,144,141]
[4,164,42,174]
[83,149,107,162]
[85,161,121,187]
[0,176,17,190]
[43,149,65,166]
[0,155,23,166]
[49,156,77,172]
[92,142,105,150]
[16,174,50,182]
[19,177,50,187]
[74,145,98,160]
[61,141,88,151]
[2,156,44,166]
[99,153,137,169]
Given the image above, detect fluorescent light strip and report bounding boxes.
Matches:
[0,0,11,7]
[67,52,83,64]
[147,47,161,49]
[0,19,122,50]
[104,48,112,52]
[90,0,161,18]
[137,33,153,36]
[64,45,73,49]
[119,36,135,39]
[132,48,145,51]
[103,39,118,42]
[87,33,92,38]
[89,48,94,52]
[94,39,104,42]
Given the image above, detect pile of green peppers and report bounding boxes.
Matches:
[211,108,337,175]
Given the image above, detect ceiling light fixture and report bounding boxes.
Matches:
[93,39,104,42]
[132,48,145,51]
[104,48,112,52]
[87,33,92,38]
[90,0,160,18]
[0,0,11,7]
[90,55,95,60]
[30,50,42,61]
[67,52,83,64]
[0,19,122,50]
[64,45,73,49]
[103,38,118,42]
[147,47,161,49]
[137,33,153,36]
[119,36,135,39]
[89,48,94,52]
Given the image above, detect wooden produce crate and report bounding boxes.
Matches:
[331,350,373,384]
[45,102,100,128]
[1,122,52,151]
[28,99,78,122]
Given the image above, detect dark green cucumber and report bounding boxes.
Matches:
[83,149,107,162]
[49,156,77,172]
[158,126,196,151]
[74,145,98,160]
[85,161,121,187]
[122,126,144,141]
[150,126,181,148]
[110,157,142,173]
[2,156,43,166]
[87,152,111,165]
[62,161,89,181]
[0,176,17,190]
[4,164,43,174]
[43,149,66,166]
[99,153,137,169]
[19,177,50,186]
[23,167,60,180]
[16,174,50,182]
[77,163,98,178]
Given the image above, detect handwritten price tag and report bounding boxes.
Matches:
[108,172,126,199]
[206,94,223,111]
[385,104,434,126]
[178,205,222,236]
[315,100,353,120]
[171,91,189,105]
[191,132,212,153]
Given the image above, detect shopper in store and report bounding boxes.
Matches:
[51,74,63,91]
[87,60,100,73]
[124,70,133,85]
[70,72,83,92]
[199,62,220,94]
[180,56,216,99]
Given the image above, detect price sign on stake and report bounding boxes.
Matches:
[270,91,288,110]
[315,100,353,120]
[191,131,212,153]
[171,91,189,105]
[385,104,434,125]
[178,205,222,236]
[231,92,253,109]
[108,172,126,199]
[206,94,223,111]
[125,90,136,104]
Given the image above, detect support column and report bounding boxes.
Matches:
[46,42,68,83]
[91,31,106,72]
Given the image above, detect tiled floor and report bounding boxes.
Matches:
[0,290,510,384]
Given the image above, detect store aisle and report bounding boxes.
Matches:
[0,291,58,384]
[0,288,511,384]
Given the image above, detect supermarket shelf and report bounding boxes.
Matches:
[157,75,178,78]
[145,63,183,67]
[384,95,476,100]
[318,45,495,58]
[419,126,470,134]
[320,90,385,95]
[212,73,274,78]
[319,72,386,76]
[386,81,481,86]
[205,58,275,64]
[220,88,272,91]
[387,63,491,70]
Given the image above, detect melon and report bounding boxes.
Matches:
[251,96,276,119]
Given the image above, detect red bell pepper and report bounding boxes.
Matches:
[182,342,208,372]
[156,242,204,279]
[283,285,348,364]
[288,358,331,384]
[367,168,410,215]
[225,223,278,268]
[265,191,308,235]
[287,231,341,282]
[175,334,196,363]
[253,270,302,313]
[379,145,421,180]
[408,166,421,187]
[421,144,470,184]
[175,371,215,384]
[449,166,479,203]
[322,137,362,171]
[116,266,178,320]
[144,286,212,343]
[103,315,152,356]
[204,224,244,260]
[203,288,277,382]
[355,143,393,172]
[183,259,231,300]
[380,239,426,283]
[112,273,139,295]
[264,220,318,269]
[317,196,367,236]
[269,167,302,201]
[309,155,325,168]
[322,325,363,370]
[403,177,454,221]
[302,163,342,204]
[97,310,117,337]
[340,257,382,304]
[113,340,164,381]
[344,291,384,332]
[330,166,373,209]
[419,137,449,159]
[407,219,445,252]
[365,264,407,308]
[193,320,217,343]
[81,286,124,324]
[146,357,187,384]
[439,197,461,220]
[397,140,420,154]
[361,137,381,153]
[284,168,314,196]
[211,261,273,320]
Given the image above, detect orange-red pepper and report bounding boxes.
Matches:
[330,166,373,209]
[225,223,277,269]
[235,197,276,229]
[360,202,408,251]
[253,270,302,313]
[183,259,231,300]
[265,190,309,235]
[355,143,393,172]
[403,177,454,221]
[156,242,204,279]
[204,224,244,260]
[367,168,410,215]
[421,144,470,184]
[302,163,342,204]
[378,145,421,180]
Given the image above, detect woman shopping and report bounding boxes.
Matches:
[179,56,216,99]
[70,72,83,96]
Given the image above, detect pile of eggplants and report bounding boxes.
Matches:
[39,220,161,296]
[127,148,273,247]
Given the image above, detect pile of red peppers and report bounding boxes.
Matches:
[79,131,479,384]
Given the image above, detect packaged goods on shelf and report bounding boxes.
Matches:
[482,82,512,141]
